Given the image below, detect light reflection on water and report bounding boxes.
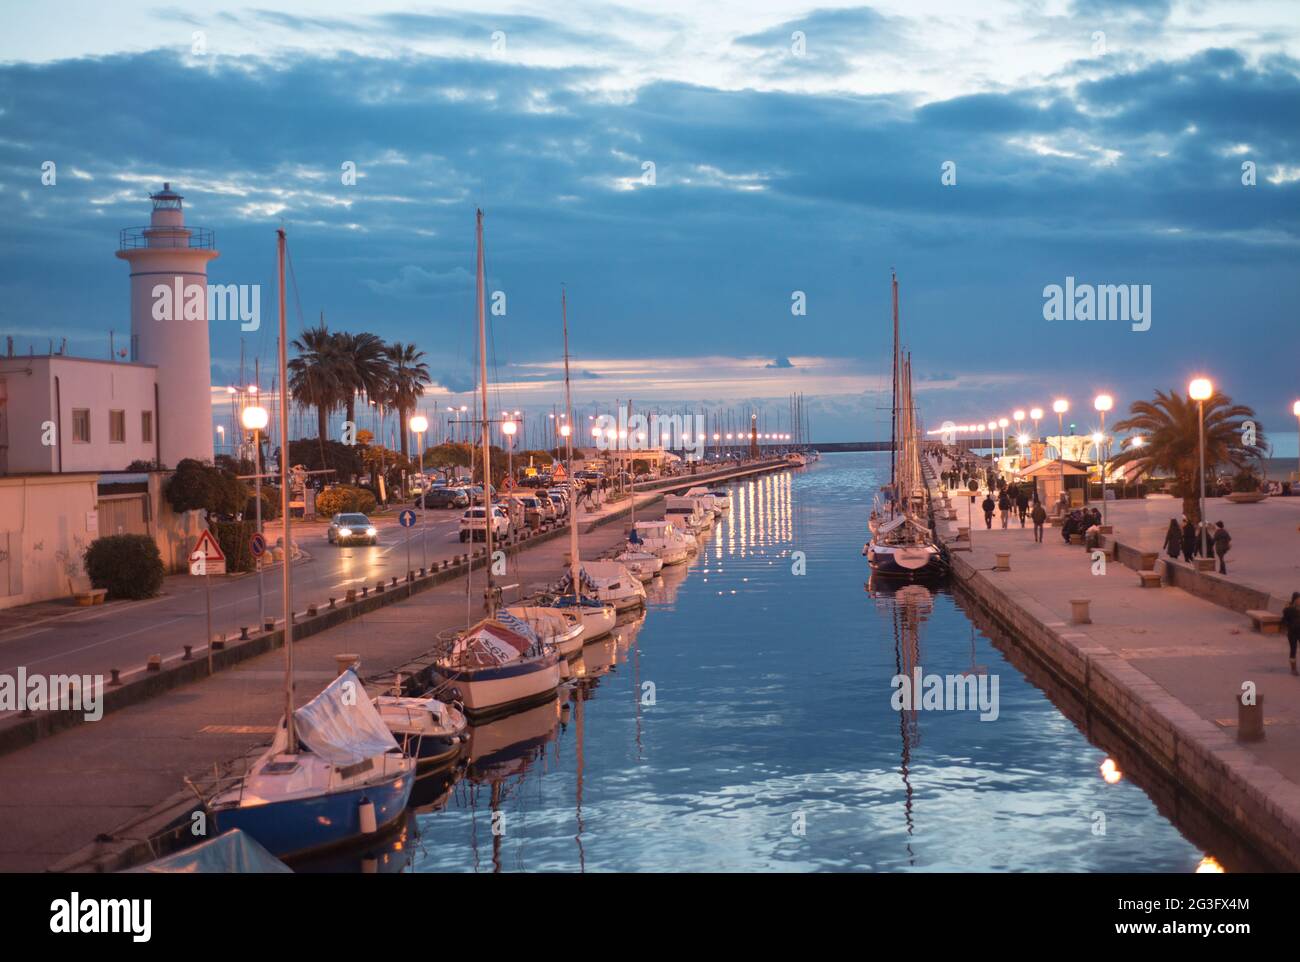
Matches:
[398,453,1216,872]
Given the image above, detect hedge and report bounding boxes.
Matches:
[83,534,165,600]
[316,485,377,516]
[211,520,258,574]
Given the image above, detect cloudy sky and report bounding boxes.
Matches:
[1,0,1297,451]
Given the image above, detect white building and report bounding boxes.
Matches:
[0,183,217,476]
[0,185,218,607]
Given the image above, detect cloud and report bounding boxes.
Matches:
[765,356,794,368]
[364,265,473,297]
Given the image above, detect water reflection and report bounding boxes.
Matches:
[388,455,1262,872]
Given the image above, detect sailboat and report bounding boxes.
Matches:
[199,229,415,859]
[864,271,947,580]
[432,210,563,719]
[532,285,617,643]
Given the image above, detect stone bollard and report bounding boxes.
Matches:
[346,588,357,603]
[376,581,385,593]
[1069,598,1092,625]
[306,603,318,617]
[240,626,250,640]
[263,619,275,632]
[1238,692,1265,742]
[1195,558,1216,573]
[109,669,121,687]
[212,635,226,650]
[328,597,336,609]
[419,567,426,577]
[183,645,193,660]
[335,654,360,678]
[1138,552,1158,571]
[391,576,399,588]
[956,526,970,542]
[147,655,162,672]
[994,552,1011,571]
[361,586,369,597]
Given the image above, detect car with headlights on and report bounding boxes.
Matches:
[328,513,378,546]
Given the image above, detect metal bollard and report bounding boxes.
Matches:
[240,626,250,640]
[109,669,121,687]
[183,645,193,660]
[346,588,357,603]
[147,655,162,672]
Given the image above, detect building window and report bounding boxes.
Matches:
[109,410,126,444]
[72,408,91,443]
[141,411,153,444]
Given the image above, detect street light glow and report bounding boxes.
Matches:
[501,420,517,436]
[1029,407,1043,420]
[408,414,428,434]
[1188,377,1213,401]
[1094,393,1113,413]
[241,405,269,431]
[1013,409,1025,421]
[1052,399,1069,414]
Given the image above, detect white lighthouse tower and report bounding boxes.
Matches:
[116,184,218,466]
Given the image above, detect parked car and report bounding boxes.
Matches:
[328,513,378,546]
[532,491,559,523]
[459,505,510,542]
[419,486,469,509]
[546,488,570,517]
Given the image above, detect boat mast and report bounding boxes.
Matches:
[889,271,900,508]
[476,209,495,615]
[276,227,296,753]
[562,286,580,602]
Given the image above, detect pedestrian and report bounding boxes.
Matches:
[1180,517,1197,563]
[1031,499,1046,543]
[998,489,1011,529]
[1163,518,1181,559]
[1212,521,1231,574]
[1016,489,1029,527]
[982,492,995,529]
[1282,592,1300,676]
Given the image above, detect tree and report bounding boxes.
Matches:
[1110,389,1266,524]
[288,321,342,469]
[335,331,392,426]
[382,341,432,473]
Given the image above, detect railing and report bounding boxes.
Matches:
[119,225,215,250]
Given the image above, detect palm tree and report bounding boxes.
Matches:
[287,321,343,468]
[335,331,392,428]
[383,341,432,472]
[1110,388,1266,524]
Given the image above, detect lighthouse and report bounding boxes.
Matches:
[116,184,219,466]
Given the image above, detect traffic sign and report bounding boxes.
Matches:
[190,530,226,575]
[399,509,417,528]
[250,532,268,557]
[552,464,567,481]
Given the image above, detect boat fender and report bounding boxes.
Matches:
[359,797,377,834]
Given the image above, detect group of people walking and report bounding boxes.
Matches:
[1163,517,1232,574]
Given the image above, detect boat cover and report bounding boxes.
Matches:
[293,669,401,767]
[129,829,291,874]
[577,561,633,588]
[447,618,539,667]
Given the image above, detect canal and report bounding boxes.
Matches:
[340,453,1239,872]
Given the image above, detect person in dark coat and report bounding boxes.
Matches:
[1180,518,1197,563]
[1016,489,1030,527]
[997,490,1011,529]
[1031,500,1047,542]
[1212,521,1231,574]
[1163,519,1181,559]
[1282,592,1300,676]
[982,493,995,529]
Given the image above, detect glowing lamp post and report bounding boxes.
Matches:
[502,418,517,486]
[998,417,1009,459]
[1052,399,1069,508]
[409,414,429,568]
[1189,377,1213,556]
[241,404,270,624]
[1292,401,1300,485]
[1094,394,1113,521]
[1030,407,1043,448]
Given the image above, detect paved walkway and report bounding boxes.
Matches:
[932,483,1300,860]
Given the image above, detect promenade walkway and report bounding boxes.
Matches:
[934,474,1300,868]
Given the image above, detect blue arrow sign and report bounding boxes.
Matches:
[398,509,417,528]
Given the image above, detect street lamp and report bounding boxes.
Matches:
[1052,399,1069,509]
[998,417,1009,459]
[1189,377,1213,557]
[241,404,270,624]
[1030,407,1043,448]
[502,418,517,487]
[409,414,429,569]
[1013,409,1025,441]
[1292,400,1300,487]
[1094,393,1113,522]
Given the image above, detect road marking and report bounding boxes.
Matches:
[0,628,51,644]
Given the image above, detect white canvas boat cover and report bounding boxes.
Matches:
[293,669,401,767]
[580,561,634,588]
[876,515,907,535]
[130,829,291,874]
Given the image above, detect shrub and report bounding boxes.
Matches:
[316,485,377,516]
[1232,469,1262,493]
[211,520,257,573]
[83,534,164,600]
[245,485,282,521]
[164,458,248,517]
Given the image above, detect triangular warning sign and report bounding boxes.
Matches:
[552,463,567,480]
[193,529,226,562]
